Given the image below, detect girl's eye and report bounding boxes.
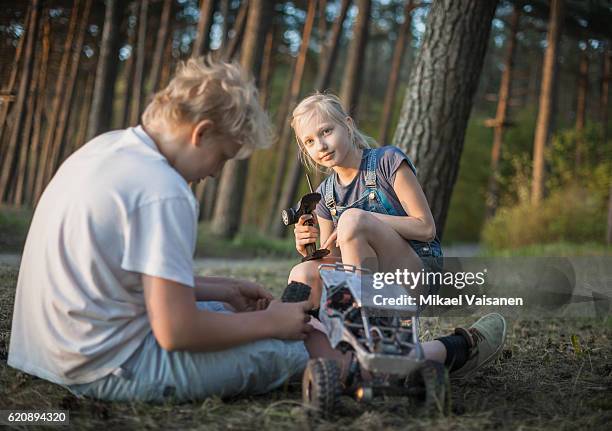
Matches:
[304,139,314,146]
[323,128,332,135]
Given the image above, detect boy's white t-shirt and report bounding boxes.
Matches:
[7,126,198,385]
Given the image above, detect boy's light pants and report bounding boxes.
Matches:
[66,301,309,402]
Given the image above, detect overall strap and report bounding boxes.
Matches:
[323,175,336,210]
[364,148,378,188]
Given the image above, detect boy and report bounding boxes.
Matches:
[8,58,315,402]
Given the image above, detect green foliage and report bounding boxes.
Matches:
[196,223,296,258]
[443,117,493,243]
[482,121,611,250]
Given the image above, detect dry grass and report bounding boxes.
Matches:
[1,261,611,430]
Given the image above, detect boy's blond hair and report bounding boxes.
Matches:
[290,92,374,171]
[142,56,272,158]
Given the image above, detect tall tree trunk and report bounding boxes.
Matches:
[531,0,564,205]
[46,0,92,180]
[147,0,172,97]
[575,43,588,169]
[317,0,328,68]
[76,70,96,151]
[223,1,248,61]
[121,2,139,128]
[27,17,50,204]
[0,0,40,202]
[33,0,80,203]
[339,0,371,118]
[0,8,27,153]
[218,0,230,52]
[159,27,174,89]
[392,0,498,239]
[315,0,350,91]
[13,6,44,207]
[87,0,121,141]
[265,0,317,234]
[211,0,275,238]
[258,23,275,110]
[485,4,520,219]
[193,0,215,57]
[128,0,148,126]
[602,45,610,147]
[378,0,415,146]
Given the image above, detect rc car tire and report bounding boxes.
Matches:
[302,358,341,418]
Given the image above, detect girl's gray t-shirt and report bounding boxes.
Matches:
[315,146,417,220]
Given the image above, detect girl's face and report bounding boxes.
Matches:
[296,113,354,169]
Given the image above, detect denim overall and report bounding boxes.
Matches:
[322,148,443,273]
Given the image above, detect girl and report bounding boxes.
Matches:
[286,93,506,379]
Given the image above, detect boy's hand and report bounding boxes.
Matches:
[294,213,319,257]
[264,300,313,340]
[227,280,273,312]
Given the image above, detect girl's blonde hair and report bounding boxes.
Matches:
[290,92,375,171]
[142,56,272,158]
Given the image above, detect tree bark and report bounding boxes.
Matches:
[128,0,149,126]
[87,0,121,141]
[339,0,371,118]
[27,17,50,204]
[378,0,415,146]
[265,0,317,234]
[0,0,40,203]
[485,4,520,219]
[211,0,275,238]
[46,0,93,180]
[575,43,588,169]
[193,0,215,57]
[33,0,80,202]
[392,0,498,239]
[531,0,564,205]
[315,0,350,91]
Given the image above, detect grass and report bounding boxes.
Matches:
[1,261,611,429]
[479,241,612,257]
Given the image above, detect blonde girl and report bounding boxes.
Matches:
[285,93,506,379]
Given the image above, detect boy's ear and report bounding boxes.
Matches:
[191,119,214,147]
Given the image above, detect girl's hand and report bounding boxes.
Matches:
[321,229,338,250]
[294,214,319,257]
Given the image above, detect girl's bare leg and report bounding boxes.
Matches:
[287,255,341,308]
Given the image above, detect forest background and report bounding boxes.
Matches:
[0,0,610,258]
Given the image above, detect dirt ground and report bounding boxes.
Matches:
[1,260,611,430]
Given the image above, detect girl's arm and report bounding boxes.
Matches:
[370,161,436,242]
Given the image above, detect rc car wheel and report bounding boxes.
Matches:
[409,360,451,415]
[302,358,342,418]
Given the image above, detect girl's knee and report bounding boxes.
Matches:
[288,261,319,285]
[337,208,372,243]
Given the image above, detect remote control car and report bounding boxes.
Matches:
[301,263,450,418]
